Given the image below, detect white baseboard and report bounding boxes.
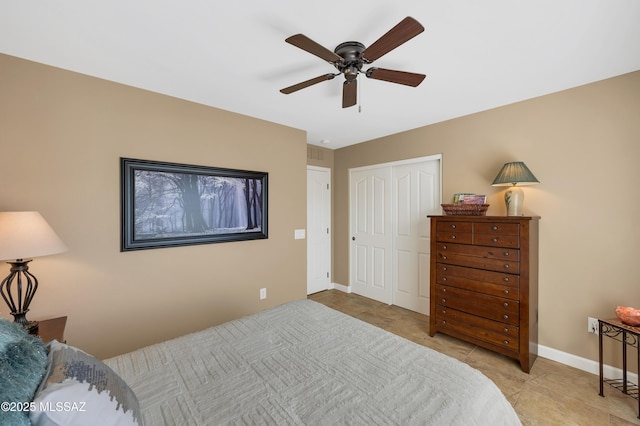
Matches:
[331,282,351,293]
[328,285,635,382]
[538,344,638,383]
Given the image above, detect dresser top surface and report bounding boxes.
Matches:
[428,215,539,221]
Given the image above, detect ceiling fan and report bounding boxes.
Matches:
[280,16,426,108]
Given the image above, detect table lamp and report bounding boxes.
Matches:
[491,162,539,216]
[0,211,67,331]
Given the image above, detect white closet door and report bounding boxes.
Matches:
[349,156,441,313]
[392,160,440,314]
[350,166,393,304]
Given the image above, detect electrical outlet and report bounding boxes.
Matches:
[587,317,599,335]
[260,288,267,300]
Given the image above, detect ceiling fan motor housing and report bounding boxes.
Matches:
[334,41,366,79]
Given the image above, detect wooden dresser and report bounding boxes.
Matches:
[428,215,539,373]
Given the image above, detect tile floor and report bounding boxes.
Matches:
[308,290,640,425]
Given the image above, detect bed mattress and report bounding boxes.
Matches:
[105,299,521,425]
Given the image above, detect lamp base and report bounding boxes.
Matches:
[0,259,40,332]
[12,312,39,332]
[505,186,524,216]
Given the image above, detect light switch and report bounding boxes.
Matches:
[294,229,306,240]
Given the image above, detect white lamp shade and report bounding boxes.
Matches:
[0,211,67,261]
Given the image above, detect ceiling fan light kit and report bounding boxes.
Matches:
[280,16,426,108]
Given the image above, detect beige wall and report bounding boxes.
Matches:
[2,50,638,367]
[333,70,640,364]
[307,145,334,169]
[0,54,308,359]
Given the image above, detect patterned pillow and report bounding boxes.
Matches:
[0,318,48,426]
[29,340,143,426]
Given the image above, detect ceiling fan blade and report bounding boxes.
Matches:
[280,74,337,94]
[362,17,424,62]
[285,34,342,63]
[342,80,357,108]
[365,68,426,87]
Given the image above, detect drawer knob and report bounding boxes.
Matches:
[503,314,509,320]
[441,298,447,303]
[450,224,456,229]
[503,290,509,295]
[504,251,510,256]
[441,288,446,293]
[492,238,499,243]
[442,277,447,282]
[503,302,509,307]
[442,266,447,271]
[503,264,510,269]
[492,225,498,231]
[503,340,509,345]
[450,235,456,239]
[441,245,447,250]
[442,309,446,314]
[503,277,510,282]
[442,320,447,325]
[441,255,447,260]
[503,327,509,333]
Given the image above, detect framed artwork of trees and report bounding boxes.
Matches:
[121,158,268,251]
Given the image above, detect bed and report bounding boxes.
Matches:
[3,300,521,425]
[106,300,520,425]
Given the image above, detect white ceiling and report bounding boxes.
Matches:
[2,1,639,149]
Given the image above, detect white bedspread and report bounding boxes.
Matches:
[105,300,521,425]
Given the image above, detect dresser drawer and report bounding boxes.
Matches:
[436,243,519,262]
[436,231,472,244]
[435,264,519,300]
[435,284,519,325]
[474,222,520,248]
[435,307,519,350]
[436,221,472,244]
[437,221,472,233]
[435,249,520,274]
[474,233,520,248]
[474,222,519,236]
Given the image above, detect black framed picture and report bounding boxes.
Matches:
[121,158,268,251]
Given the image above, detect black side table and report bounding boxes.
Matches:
[598,318,640,419]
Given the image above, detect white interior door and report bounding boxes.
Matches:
[349,156,441,312]
[307,166,331,295]
[350,167,393,304]
[392,160,440,314]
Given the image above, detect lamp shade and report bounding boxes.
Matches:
[0,211,67,261]
[491,162,540,186]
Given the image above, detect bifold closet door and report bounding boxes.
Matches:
[349,156,440,313]
[350,166,393,304]
[392,161,440,314]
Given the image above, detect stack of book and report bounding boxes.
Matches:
[453,193,487,205]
